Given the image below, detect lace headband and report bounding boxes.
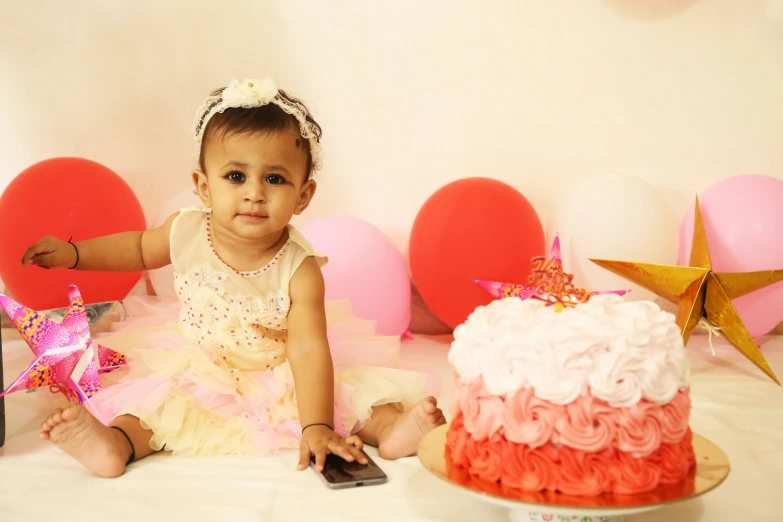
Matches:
[192,77,322,170]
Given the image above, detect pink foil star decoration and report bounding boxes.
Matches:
[476,234,630,306]
[0,284,126,412]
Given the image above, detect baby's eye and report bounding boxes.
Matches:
[225,171,245,183]
[266,174,286,185]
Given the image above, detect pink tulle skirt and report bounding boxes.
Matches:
[90,297,428,457]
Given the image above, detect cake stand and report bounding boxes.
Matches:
[418,424,730,522]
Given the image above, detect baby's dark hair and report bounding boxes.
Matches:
[197,87,322,179]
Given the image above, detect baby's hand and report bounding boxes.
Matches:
[21,236,77,269]
[297,425,368,472]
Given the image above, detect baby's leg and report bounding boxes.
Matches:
[40,405,157,478]
[356,397,446,460]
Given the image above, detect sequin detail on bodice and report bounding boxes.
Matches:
[169,207,326,373]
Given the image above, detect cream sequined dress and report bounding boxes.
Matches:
[91,207,426,456]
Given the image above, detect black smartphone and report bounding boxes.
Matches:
[310,450,388,489]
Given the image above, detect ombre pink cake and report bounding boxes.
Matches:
[445,295,695,496]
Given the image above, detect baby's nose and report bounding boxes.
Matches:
[244,181,265,201]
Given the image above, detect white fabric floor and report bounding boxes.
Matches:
[1,327,782,522]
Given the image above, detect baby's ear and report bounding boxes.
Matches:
[295,179,317,215]
[192,170,211,208]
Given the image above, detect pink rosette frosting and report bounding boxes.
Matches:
[503,386,563,448]
[446,413,472,468]
[557,446,614,496]
[446,419,695,496]
[502,440,560,491]
[554,393,616,453]
[649,429,694,484]
[661,390,691,443]
[464,434,505,483]
[680,428,696,468]
[458,378,505,441]
[615,399,664,457]
[612,450,663,495]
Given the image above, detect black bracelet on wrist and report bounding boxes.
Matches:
[301,422,333,434]
[67,236,79,270]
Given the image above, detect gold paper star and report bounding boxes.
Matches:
[590,197,783,385]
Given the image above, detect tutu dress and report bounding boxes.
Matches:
[91,206,428,457]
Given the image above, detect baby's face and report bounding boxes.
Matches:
[194,125,315,242]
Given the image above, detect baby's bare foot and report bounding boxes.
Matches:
[377,397,446,460]
[40,405,131,478]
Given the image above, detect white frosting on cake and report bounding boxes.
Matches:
[448,294,689,407]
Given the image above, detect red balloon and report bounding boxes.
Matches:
[409,177,545,328]
[0,158,146,309]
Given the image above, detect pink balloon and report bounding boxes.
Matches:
[298,216,410,336]
[679,174,783,337]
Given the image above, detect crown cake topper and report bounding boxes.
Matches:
[477,234,630,311]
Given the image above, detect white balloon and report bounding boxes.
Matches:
[148,188,202,301]
[549,175,677,302]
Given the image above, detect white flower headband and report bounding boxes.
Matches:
[192,77,322,170]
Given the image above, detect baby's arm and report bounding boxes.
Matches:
[287,257,335,431]
[288,257,367,471]
[21,212,179,272]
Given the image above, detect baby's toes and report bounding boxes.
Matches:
[421,396,439,414]
[50,408,64,423]
[43,408,66,429]
[41,410,62,438]
[428,409,446,427]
